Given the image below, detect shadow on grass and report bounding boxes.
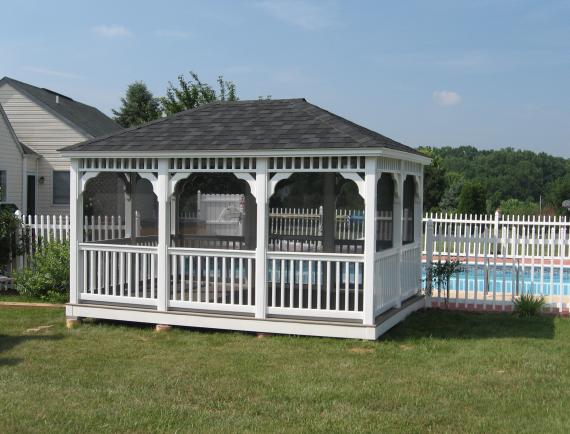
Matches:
[383,309,556,341]
[0,334,63,366]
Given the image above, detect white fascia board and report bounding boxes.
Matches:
[62,147,432,165]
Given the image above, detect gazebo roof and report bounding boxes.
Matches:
[61,98,421,156]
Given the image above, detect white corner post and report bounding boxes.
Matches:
[394,172,404,308]
[69,159,83,305]
[157,159,171,312]
[255,158,269,319]
[363,156,378,325]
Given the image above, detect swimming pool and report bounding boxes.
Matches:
[422,264,570,296]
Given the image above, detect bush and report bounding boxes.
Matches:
[513,294,545,318]
[14,241,69,302]
[0,209,27,273]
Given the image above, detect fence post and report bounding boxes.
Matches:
[425,219,434,308]
[14,210,24,272]
[494,209,501,251]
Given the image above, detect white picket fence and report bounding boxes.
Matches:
[422,213,570,312]
[269,207,365,239]
[6,209,570,313]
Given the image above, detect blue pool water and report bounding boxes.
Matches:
[422,264,570,296]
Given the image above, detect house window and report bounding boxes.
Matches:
[53,171,70,205]
[0,170,6,202]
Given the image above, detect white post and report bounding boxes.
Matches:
[394,172,404,308]
[425,219,434,307]
[157,159,170,312]
[255,158,268,319]
[363,156,378,325]
[69,159,83,305]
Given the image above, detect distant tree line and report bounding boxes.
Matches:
[112,72,238,128]
[421,146,570,216]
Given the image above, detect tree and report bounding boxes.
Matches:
[546,175,570,216]
[457,181,487,215]
[498,198,540,216]
[112,81,161,128]
[419,147,447,212]
[160,72,238,116]
[438,173,464,212]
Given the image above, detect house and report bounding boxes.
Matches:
[61,98,430,339]
[0,77,121,215]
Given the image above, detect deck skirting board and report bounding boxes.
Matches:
[66,295,425,340]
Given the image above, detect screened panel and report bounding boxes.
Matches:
[269,173,364,253]
[83,173,157,245]
[174,173,256,250]
[403,175,415,244]
[376,173,394,251]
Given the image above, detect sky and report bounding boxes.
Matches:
[1,0,569,157]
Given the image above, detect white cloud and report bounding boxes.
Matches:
[92,25,132,38]
[256,0,337,30]
[433,90,462,106]
[23,66,83,80]
[154,29,191,39]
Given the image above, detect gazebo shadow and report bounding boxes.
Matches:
[382,309,556,341]
[0,334,63,366]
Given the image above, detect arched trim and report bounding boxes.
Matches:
[268,172,293,197]
[339,172,365,199]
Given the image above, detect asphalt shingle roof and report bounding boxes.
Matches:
[61,98,421,155]
[0,77,122,138]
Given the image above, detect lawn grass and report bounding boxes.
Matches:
[1,307,568,433]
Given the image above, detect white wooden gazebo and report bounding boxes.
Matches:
[61,98,430,339]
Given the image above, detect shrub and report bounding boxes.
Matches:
[14,240,69,303]
[0,209,27,273]
[426,259,463,300]
[513,294,545,317]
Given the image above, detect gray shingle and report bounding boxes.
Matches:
[61,98,422,155]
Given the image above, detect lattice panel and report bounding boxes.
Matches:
[269,156,365,172]
[80,158,158,172]
[170,157,256,172]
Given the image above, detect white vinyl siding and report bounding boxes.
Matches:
[0,109,23,209]
[0,83,89,215]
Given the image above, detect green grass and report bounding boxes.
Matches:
[1,308,568,433]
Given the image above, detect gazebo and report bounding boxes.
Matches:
[61,98,430,339]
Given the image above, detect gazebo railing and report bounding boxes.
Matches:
[266,251,364,320]
[78,243,158,306]
[168,247,256,314]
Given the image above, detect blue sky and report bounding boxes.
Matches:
[1,0,569,157]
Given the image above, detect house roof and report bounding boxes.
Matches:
[0,103,32,157]
[61,98,423,156]
[0,77,122,138]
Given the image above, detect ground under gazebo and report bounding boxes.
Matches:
[61,98,430,339]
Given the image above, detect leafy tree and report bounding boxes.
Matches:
[419,146,447,212]
[457,181,487,215]
[438,173,464,212]
[160,72,238,115]
[499,198,540,216]
[546,175,570,216]
[426,146,570,215]
[112,81,162,128]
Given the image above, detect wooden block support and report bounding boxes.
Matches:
[66,318,81,329]
[155,324,173,333]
